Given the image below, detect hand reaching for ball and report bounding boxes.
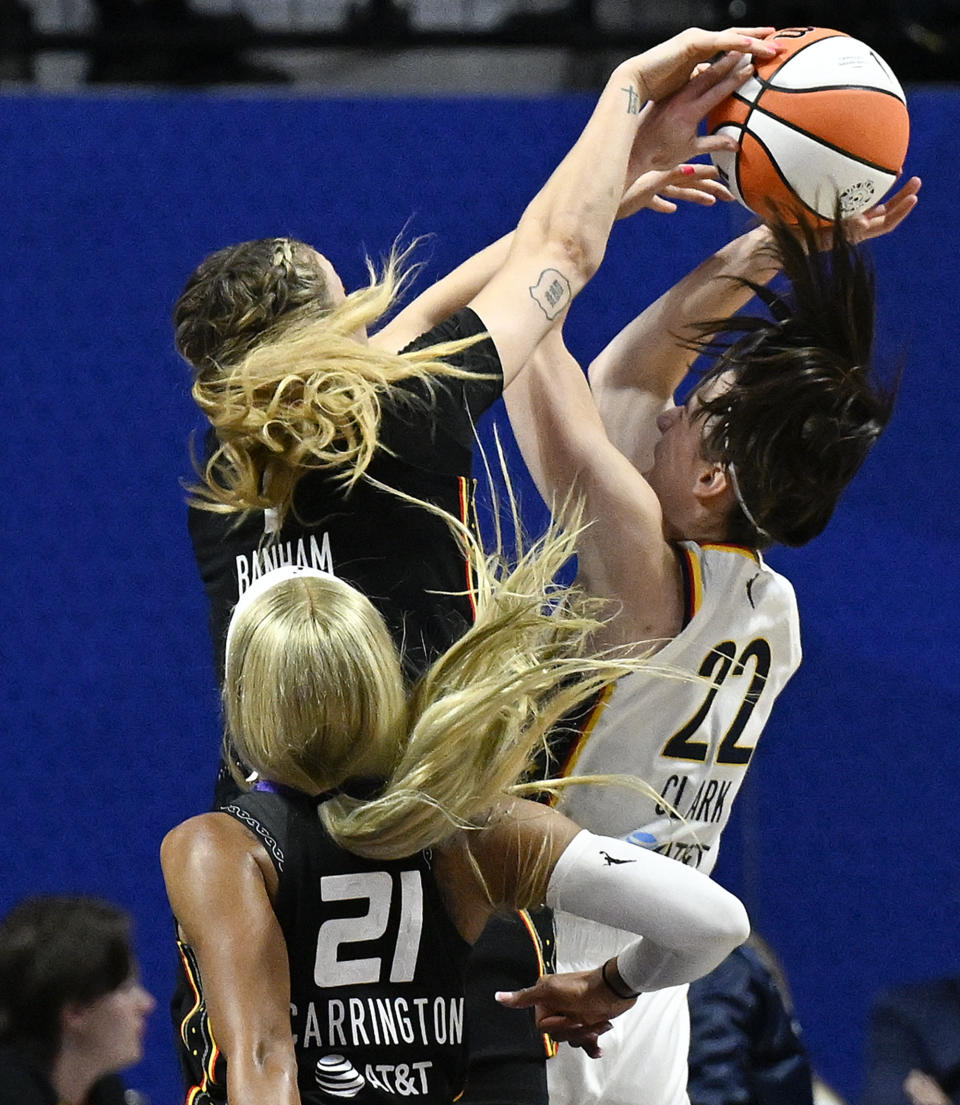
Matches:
[842,175,922,243]
[618,164,733,218]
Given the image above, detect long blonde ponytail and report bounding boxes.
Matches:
[224,491,674,870]
[319,508,638,860]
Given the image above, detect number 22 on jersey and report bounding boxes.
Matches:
[661,638,772,766]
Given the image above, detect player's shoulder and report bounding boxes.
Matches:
[397,306,492,354]
[682,541,796,603]
[161,811,255,870]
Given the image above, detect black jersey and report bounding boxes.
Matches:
[175,787,472,1104]
[189,308,503,686]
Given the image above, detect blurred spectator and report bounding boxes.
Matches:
[87,0,288,85]
[863,978,960,1105]
[0,0,33,81]
[347,0,412,36]
[0,895,154,1105]
[687,932,817,1105]
[8,0,960,86]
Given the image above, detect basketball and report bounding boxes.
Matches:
[707,27,910,223]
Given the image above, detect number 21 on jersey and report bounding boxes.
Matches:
[314,870,424,988]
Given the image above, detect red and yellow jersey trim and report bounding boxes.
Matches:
[677,542,760,628]
[517,909,559,1059]
[699,541,760,562]
[676,544,704,625]
[178,941,224,1103]
[548,682,616,792]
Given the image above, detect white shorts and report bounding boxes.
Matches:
[546,912,690,1105]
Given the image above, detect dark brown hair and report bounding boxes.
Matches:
[691,214,897,548]
[174,237,335,379]
[0,896,133,1071]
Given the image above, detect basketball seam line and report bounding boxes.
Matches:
[733,84,905,102]
[763,29,845,84]
[733,127,829,223]
[738,29,885,156]
[726,101,904,177]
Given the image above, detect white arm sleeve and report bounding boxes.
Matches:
[545,830,750,993]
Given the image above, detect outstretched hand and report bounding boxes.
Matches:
[609,31,780,221]
[844,175,922,243]
[628,49,760,178]
[800,176,922,251]
[627,26,779,103]
[619,163,733,219]
[495,968,637,1059]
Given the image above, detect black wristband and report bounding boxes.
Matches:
[601,956,640,1000]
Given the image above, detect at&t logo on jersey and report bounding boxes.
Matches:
[315,1054,365,1097]
[315,1053,438,1098]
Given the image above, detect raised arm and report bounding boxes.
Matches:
[463,28,778,386]
[370,233,514,354]
[503,322,683,645]
[588,226,779,471]
[161,815,301,1105]
[371,161,732,357]
[501,178,923,632]
[589,175,922,471]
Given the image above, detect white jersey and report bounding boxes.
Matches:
[548,541,801,1105]
[556,540,801,873]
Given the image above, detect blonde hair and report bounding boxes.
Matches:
[224,572,407,796]
[184,241,486,527]
[223,506,651,872]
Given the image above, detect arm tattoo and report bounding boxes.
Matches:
[529,269,572,321]
[621,84,643,115]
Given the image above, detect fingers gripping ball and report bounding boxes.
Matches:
[707,27,910,223]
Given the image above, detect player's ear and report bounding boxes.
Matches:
[693,461,733,506]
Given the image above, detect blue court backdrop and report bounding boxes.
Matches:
[1,84,956,1103]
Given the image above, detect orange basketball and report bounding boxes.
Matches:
[707,27,910,223]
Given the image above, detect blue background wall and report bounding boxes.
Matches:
[1,86,956,1103]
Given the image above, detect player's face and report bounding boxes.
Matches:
[645,393,709,529]
[645,375,731,536]
[68,971,155,1074]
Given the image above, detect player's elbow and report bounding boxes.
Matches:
[545,211,604,284]
[521,201,600,285]
[513,202,605,293]
[709,892,751,959]
[225,1026,300,1096]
